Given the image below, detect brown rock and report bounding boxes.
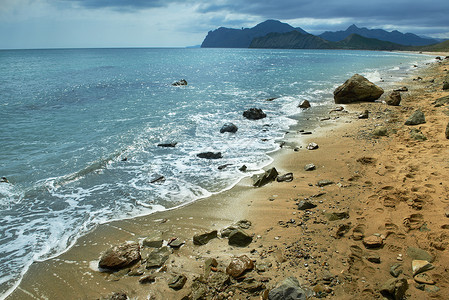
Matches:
[98,242,141,270]
[414,273,435,285]
[334,74,384,104]
[386,90,402,106]
[380,278,408,300]
[412,260,434,275]
[226,255,254,278]
[363,235,383,249]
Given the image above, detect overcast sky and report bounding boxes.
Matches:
[1,0,448,49]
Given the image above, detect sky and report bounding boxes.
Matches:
[0,0,448,49]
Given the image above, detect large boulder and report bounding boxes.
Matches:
[243,108,267,120]
[334,74,384,104]
[98,242,141,270]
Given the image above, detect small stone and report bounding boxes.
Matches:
[414,273,435,285]
[325,211,349,221]
[253,167,278,187]
[168,274,187,290]
[445,123,449,139]
[366,253,381,264]
[268,277,308,300]
[363,235,383,249]
[373,126,388,137]
[409,128,427,141]
[139,274,156,284]
[425,285,440,293]
[98,242,141,270]
[193,230,218,245]
[228,229,253,247]
[168,239,185,248]
[390,263,403,277]
[226,255,254,278]
[380,278,408,300]
[277,173,293,182]
[239,165,248,172]
[145,246,170,268]
[220,123,238,133]
[412,260,434,275]
[358,110,369,119]
[304,163,316,171]
[317,179,333,187]
[386,91,402,106]
[306,142,319,150]
[405,110,426,126]
[142,234,164,248]
[298,100,311,109]
[406,247,435,262]
[297,200,317,210]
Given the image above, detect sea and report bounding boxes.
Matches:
[0,48,432,297]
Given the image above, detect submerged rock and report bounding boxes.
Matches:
[243,108,267,120]
[298,100,311,109]
[196,152,222,159]
[220,123,238,133]
[157,142,177,147]
[333,74,384,104]
[98,242,141,270]
[172,79,187,86]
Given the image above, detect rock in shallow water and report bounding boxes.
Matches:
[243,108,266,120]
[196,152,222,159]
[220,123,238,133]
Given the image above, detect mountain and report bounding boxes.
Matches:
[319,24,439,46]
[201,20,308,48]
[249,32,408,50]
[412,39,449,52]
[249,31,332,49]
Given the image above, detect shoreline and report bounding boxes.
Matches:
[5,52,449,300]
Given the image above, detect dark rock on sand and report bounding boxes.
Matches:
[317,179,334,187]
[363,235,384,249]
[142,234,164,248]
[243,108,267,120]
[105,292,128,300]
[226,255,254,278]
[333,74,384,104]
[373,127,388,137]
[172,79,187,86]
[433,95,449,107]
[358,110,369,119]
[268,277,309,300]
[145,246,170,268]
[253,167,278,187]
[446,122,449,139]
[157,142,177,147]
[220,123,238,133]
[235,219,252,229]
[394,86,408,92]
[297,200,317,210]
[406,247,435,263]
[410,128,427,141]
[197,152,222,159]
[380,278,408,300]
[168,238,185,248]
[325,211,349,221]
[390,263,403,278]
[228,229,253,247]
[298,100,311,109]
[139,274,156,284]
[98,242,141,270]
[304,163,316,171]
[277,173,293,182]
[386,91,402,106]
[405,110,426,125]
[193,230,218,245]
[168,274,187,290]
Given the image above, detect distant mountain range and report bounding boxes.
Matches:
[201,20,447,51]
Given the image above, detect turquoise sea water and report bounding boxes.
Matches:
[0,48,431,296]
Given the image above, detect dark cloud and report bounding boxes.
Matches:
[64,0,181,10]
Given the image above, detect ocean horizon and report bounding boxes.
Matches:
[0,48,432,297]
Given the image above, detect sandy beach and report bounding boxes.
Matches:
[6,53,449,300]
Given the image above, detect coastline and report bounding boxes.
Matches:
[5,52,449,300]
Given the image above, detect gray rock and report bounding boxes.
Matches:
[390,263,403,277]
[243,108,267,120]
[407,247,435,262]
[208,271,231,290]
[333,74,384,104]
[443,81,449,90]
[432,95,449,107]
[235,219,252,229]
[220,123,238,133]
[172,79,187,86]
[196,152,222,159]
[325,211,349,221]
[298,100,311,109]
[142,234,164,248]
[239,165,248,172]
[410,128,427,141]
[168,239,185,248]
[380,278,408,300]
[228,229,253,247]
[358,109,369,119]
[98,242,141,270]
[139,274,156,284]
[373,126,388,137]
[304,163,316,171]
[193,230,218,245]
[253,167,278,187]
[386,91,402,106]
[277,173,293,182]
[405,110,426,125]
[363,235,384,249]
[268,277,309,300]
[145,246,170,268]
[168,274,187,290]
[394,86,408,92]
[297,200,317,210]
[317,179,334,187]
[412,260,434,275]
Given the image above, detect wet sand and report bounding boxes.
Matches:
[6,53,449,300]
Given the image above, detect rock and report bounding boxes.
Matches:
[98,242,141,270]
[145,246,170,268]
[235,219,252,229]
[325,211,349,221]
[157,142,177,147]
[226,255,254,278]
[105,292,128,300]
[253,167,278,187]
[204,258,218,276]
[208,271,231,290]
[366,253,381,264]
[363,235,383,249]
[373,127,388,137]
[168,274,187,290]
[142,234,164,248]
[330,106,344,112]
[317,179,333,187]
[243,108,267,120]
[404,110,426,125]
[168,238,185,248]
[306,142,319,150]
[172,79,187,86]
[190,279,208,300]
[268,277,309,300]
[304,163,316,171]
[277,173,293,182]
[386,91,402,106]
[239,165,248,172]
[352,224,365,241]
[0,177,8,183]
[298,100,311,109]
[193,230,218,245]
[380,278,408,300]
[265,97,278,101]
[445,206,449,217]
[358,110,369,119]
[228,229,253,247]
[139,274,156,284]
[409,128,427,141]
[220,226,238,238]
[333,74,384,104]
[236,277,266,293]
[196,152,222,159]
[432,95,449,107]
[218,164,232,170]
[406,247,435,262]
[150,176,165,184]
[297,200,317,210]
[412,260,434,275]
[390,263,403,277]
[335,223,351,238]
[394,86,408,92]
[220,123,238,133]
[446,122,449,139]
[414,273,435,285]
[425,285,440,293]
